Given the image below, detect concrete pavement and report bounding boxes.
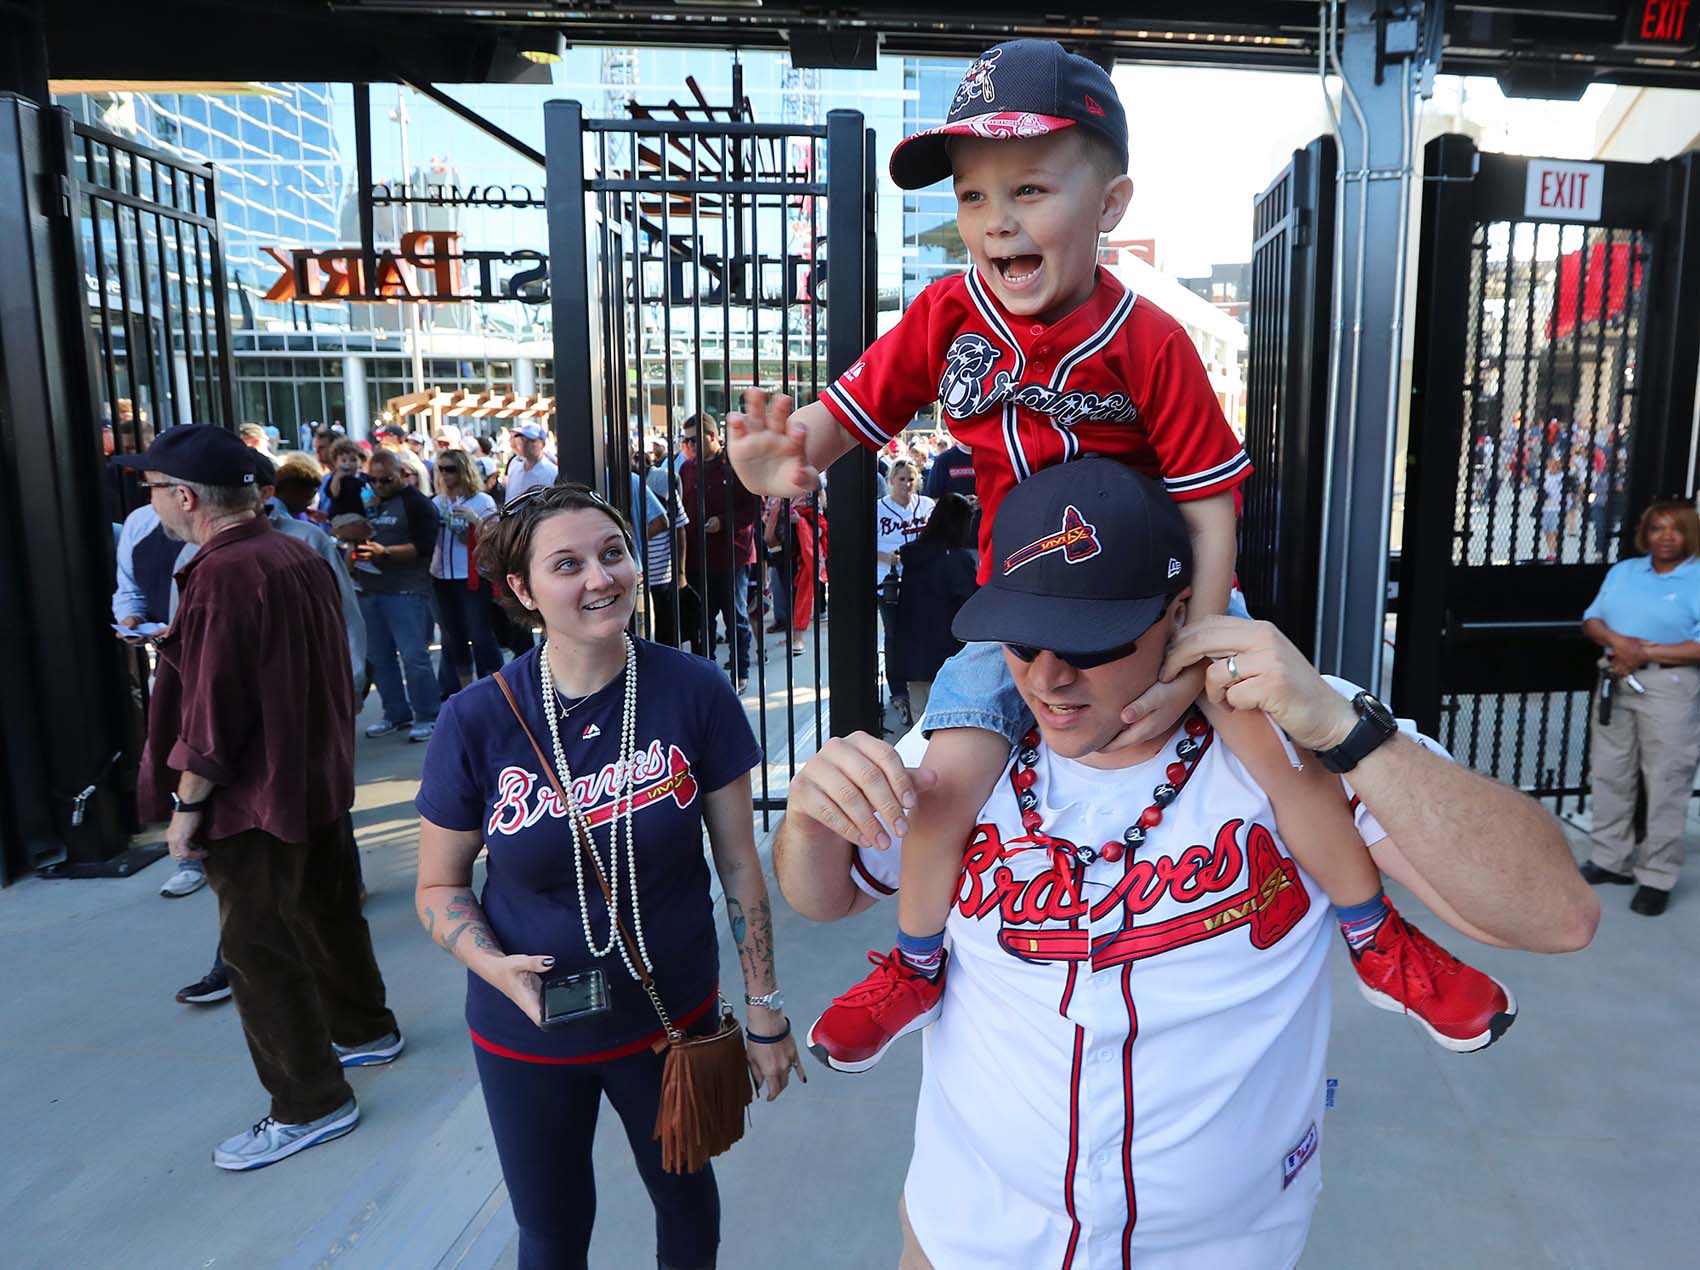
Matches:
[1,672,1693,1268]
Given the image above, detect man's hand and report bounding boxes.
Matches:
[1608,636,1649,674]
[1162,616,1358,753]
[166,810,207,862]
[1113,663,1205,748]
[789,732,937,850]
[351,541,387,561]
[727,388,818,496]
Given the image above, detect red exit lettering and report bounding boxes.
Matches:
[1540,170,1590,210]
[1636,0,1692,44]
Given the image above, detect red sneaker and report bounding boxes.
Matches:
[1351,907,1516,1053]
[806,948,948,1074]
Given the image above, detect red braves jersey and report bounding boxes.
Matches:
[822,268,1250,583]
[852,692,1447,1269]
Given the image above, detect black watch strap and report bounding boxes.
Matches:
[171,793,209,814]
[1315,692,1398,774]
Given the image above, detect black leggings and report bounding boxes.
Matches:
[473,1041,719,1270]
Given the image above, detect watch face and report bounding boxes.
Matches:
[1358,692,1397,731]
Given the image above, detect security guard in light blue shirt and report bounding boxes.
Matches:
[1581,499,1700,915]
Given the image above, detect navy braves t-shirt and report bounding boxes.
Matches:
[416,639,762,1061]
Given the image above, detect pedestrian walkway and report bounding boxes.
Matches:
[0,683,1692,1268]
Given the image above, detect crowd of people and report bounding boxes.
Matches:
[97,38,1700,1270]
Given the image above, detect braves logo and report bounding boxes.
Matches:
[938,333,1008,418]
[487,741,699,837]
[936,334,1141,428]
[956,817,1310,968]
[951,48,1002,114]
[1002,505,1100,574]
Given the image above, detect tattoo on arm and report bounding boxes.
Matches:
[734,894,776,993]
[727,896,747,949]
[430,888,503,961]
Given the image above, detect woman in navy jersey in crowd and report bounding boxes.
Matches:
[414,484,803,1270]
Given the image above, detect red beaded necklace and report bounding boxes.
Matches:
[1010,709,1213,865]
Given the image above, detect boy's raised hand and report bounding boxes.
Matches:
[727,388,819,495]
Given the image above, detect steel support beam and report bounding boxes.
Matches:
[1313,0,1431,689]
[545,100,605,489]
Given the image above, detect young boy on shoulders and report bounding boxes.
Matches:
[731,39,1514,1071]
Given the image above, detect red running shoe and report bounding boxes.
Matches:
[806,948,948,1074]
[1351,907,1516,1053]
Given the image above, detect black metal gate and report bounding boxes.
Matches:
[0,97,237,883]
[544,102,880,819]
[72,121,238,485]
[1242,135,1336,659]
[1395,136,1700,809]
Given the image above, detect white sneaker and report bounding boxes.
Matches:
[407,722,435,743]
[333,1030,405,1067]
[159,864,207,898]
[212,1098,359,1171]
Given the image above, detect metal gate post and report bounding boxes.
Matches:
[545,99,605,490]
[1392,133,1478,735]
[1314,0,1430,689]
[824,108,881,739]
[1632,152,1700,518]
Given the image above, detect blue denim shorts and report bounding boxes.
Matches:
[918,640,1033,746]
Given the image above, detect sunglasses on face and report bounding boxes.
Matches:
[1005,636,1141,671]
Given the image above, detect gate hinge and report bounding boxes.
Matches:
[1294,207,1311,249]
[54,173,72,219]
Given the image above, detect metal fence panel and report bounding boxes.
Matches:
[545,103,878,822]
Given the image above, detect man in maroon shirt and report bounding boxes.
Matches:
[679,412,761,688]
[114,425,401,1172]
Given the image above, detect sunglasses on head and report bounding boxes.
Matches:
[500,483,614,519]
[1005,636,1141,671]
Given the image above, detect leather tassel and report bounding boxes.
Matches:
[653,1011,755,1174]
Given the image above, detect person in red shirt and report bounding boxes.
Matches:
[731,40,1513,1074]
[115,426,401,1172]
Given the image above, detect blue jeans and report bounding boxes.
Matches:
[433,577,504,697]
[359,592,438,725]
[704,566,752,678]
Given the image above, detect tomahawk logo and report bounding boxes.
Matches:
[952,48,1002,113]
[1002,506,1101,575]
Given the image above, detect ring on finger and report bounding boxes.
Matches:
[1225,654,1241,682]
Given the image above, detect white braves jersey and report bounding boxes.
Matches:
[854,709,1409,1270]
[876,494,935,575]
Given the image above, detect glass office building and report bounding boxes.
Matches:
[54,52,961,441]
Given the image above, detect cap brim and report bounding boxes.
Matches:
[889,112,1078,189]
[109,453,151,470]
[952,585,1168,655]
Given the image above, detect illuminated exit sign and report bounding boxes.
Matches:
[1622,0,1697,49]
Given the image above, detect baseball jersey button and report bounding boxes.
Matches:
[1029,324,1043,335]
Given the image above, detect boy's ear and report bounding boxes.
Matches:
[1099,173,1134,234]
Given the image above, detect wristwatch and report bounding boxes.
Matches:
[745,989,785,1012]
[171,793,209,814]
[1315,692,1398,774]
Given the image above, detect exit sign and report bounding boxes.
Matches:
[1525,160,1605,222]
[1622,0,1697,49]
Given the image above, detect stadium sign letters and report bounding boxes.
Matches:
[261,231,548,303]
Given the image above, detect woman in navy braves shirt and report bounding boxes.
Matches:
[414,484,803,1270]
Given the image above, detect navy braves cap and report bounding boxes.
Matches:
[889,39,1128,191]
[110,424,257,487]
[952,457,1191,653]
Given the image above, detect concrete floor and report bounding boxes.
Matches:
[1,663,1693,1269]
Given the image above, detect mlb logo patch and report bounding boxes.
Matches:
[582,723,601,740]
[1282,1121,1318,1189]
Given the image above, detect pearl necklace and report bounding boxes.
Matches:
[1010,710,1211,864]
[540,635,652,980]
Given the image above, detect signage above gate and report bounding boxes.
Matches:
[1524,160,1605,222]
[260,231,548,303]
[1621,0,1697,50]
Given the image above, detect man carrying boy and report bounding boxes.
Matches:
[774,459,1598,1269]
[732,39,1516,1070]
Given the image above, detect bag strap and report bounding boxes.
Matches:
[492,668,658,998]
